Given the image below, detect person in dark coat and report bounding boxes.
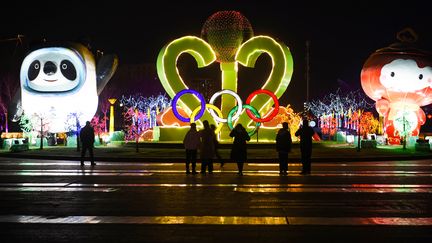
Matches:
[295,119,315,174]
[230,123,250,175]
[276,122,292,175]
[199,120,216,174]
[210,124,223,168]
[183,123,200,174]
[80,121,95,166]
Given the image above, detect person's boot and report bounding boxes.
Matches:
[91,162,96,166]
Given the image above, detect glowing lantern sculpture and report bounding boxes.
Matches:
[361,29,432,144]
[19,43,118,133]
[157,11,293,141]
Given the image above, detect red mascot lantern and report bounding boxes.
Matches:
[361,29,432,144]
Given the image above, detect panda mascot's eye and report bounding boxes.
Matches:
[60,60,77,80]
[28,60,41,81]
[419,74,423,80]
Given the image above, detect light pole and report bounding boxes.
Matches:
[5,112,8,133]
[108,98,117,135]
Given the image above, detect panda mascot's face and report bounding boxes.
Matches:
[21,48,86,93]
[20,46,98,133]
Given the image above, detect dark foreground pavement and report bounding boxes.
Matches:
[0,157,431,242]
[4,224,431,243]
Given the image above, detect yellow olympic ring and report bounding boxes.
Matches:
[190,104,224,134]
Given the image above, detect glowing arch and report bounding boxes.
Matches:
[157,36,217,124]
[234,35,293,128]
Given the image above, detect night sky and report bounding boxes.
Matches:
[1,0,431,111]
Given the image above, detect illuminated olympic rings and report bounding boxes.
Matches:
[227,104,261,136]
[209,89,243,123]
[171,88,279,133]
[190,104,224,133]
[245,89,279,122]
[171,89,206,122]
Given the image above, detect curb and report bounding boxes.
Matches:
[0,153,431,163]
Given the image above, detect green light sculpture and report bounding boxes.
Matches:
[156,11,293,141]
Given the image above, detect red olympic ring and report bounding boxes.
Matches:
[245,89,279,123]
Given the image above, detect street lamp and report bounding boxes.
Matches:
[108,98,117,135]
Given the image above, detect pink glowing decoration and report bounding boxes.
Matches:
[361,29,432,144]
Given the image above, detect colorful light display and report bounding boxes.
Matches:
[227,104,261,136]
[120,93,170,140]
[361,31,432,144]
[156,11,293,141]
[190,104,224,134]
[171,88,278,137]
[201,11,254,63]
[157,36,217,125]
[305,89,373,137]
[234,36,293,128]
[156,106,189,127]
[245,89,279,123]
[209,89,243,123]
[19,43,117,133]
[171,89,206,122]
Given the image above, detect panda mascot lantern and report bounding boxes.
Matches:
[19,43,118,133]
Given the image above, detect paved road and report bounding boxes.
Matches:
[0,158,431,242]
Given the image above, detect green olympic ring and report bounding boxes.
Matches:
[227,104,261,136]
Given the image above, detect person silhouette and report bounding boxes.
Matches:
[183,123,200,174]
[210,124,223,168]
[199,120,216,174]
[295,119,315,174]
[229,123,250,175]
[276,122,292,175]
[80,121,95,166]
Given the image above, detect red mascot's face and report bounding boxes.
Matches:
[361,52,432,106]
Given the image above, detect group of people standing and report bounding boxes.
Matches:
[276,119,315,175]
[183,120,250,175]
[183,118,315,176]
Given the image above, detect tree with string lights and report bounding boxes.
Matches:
[305,89,374,139]
[120,93,170,148]
[91,115,107,144]
[120,93,170,130]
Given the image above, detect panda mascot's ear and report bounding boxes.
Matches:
[96,54,119,95]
